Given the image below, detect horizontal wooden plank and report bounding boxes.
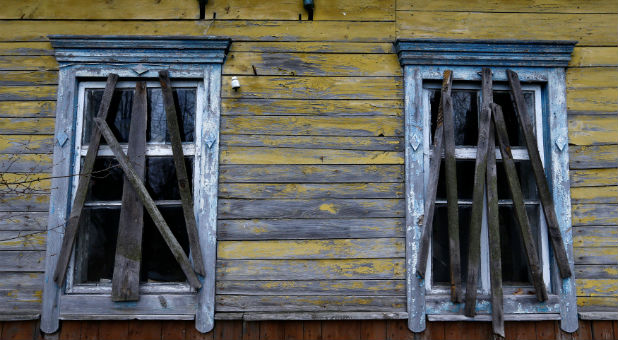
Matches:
[0,250,45,271]
[0,231,46,250]
[221,116,402,137]
[0,42,53,55]
[224,53,400,77]
[0,291,42,315]
[237,312,407,321]
[577,279,618,297]
[0,20,395,42]
[216,280,405,296]
[396,0,618,13]
[216,259,405,280]
[576,265,618,279]
[0,153,52,172]
[0,70,58,85]
[574,227,618,247]
[221,135,403,151]
[578,312,618,320]
[216,295,405,312]
[59,294,197,317]
[567,87,618,112]
[220,147,404,165]
[570,47,618,67]
[572,204,618,226]
[570,145,618,169]
[218,199,405,219]
[426,295,561,314]
[219,182,403,199]
[230,42,395,54]
[0,0,199,19]
[575,247,618,265]
[570,169,618,187]
[0,193,48,212]
[0,55,57,71]
[0,272,43,290]
[567,67,618,89]
[578,297,618,312]
[396,12,618,46]
[0,173,50,194]
[0,135,52,154]
[0,85,56,101]
[571,186,618,204]
[222,99,402,116]
[0,212,47,230]
[218,238,404,259]
[0,101,55,118]
[221,76,402,99]
[569,114,618,145]
[210,0,394,20]
[220,164,404,183]
[0,117,54,134]
[217,218,405,240]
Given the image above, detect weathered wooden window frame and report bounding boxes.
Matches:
[41,36,230,334]
[395,39,578,333]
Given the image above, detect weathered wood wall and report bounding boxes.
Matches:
[0,0,616,322]
[1,319,618,340]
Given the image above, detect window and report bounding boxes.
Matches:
[395,39,577,333]
[41,36,230,334]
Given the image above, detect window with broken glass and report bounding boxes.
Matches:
[423,82,551,293]
[66,80,202,293]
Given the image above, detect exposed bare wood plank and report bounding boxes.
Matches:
[573,204,618,226]
[570,169,618,187]
[219,182,403,199]
[221,135,403,151]
[0,230,46,250]
[396,12,617,46]
[576,279,618,297]
[0,193,48,213]
[219,164,404,183]
[216,295,405,312]
[0,70,58,85]
[0,101,55,118]
[574,247,618,265]
[229,42,395,54]
[218,199,404,219]
[0,55,57,71]
[576,265,618,279]
[0,153,51,173]
[0,135,52,154]
[220,147,403,165]
[111,81,147,302]
[216,259,405,280]
[396,0,618,13]
[217,218,404,240]
[570,145,618,169]
[492,103,548,302]
[53,73,118,285]
[217,238,404,259]
[221,116,403,137]
[159,70,204,276]
[0,250,44,271]
[0,42,53,55]
[0,172,50,194]
[94,117,201,289]
[216,280,405,296]
[571,186,618,204]
[574,227,618,247]
[222,99,402,116]
[508,69,572,279]
[0,117,54,134]
[0,85,56,101]
[58,294,197,317]
[0,211,47,230]
[578,297,618,312]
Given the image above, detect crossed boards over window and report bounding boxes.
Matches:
[416,68,572,337]
[54,71,203,301]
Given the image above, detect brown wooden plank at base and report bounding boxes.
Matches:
[535,320,558,340]
[591,320,615,340]
[505,321,537,340]
[573,320,593,340]
[160,320,185,340]
[259,321,285,340]
[127,320,161,340]
[215,319,243,340]
[98,320,129,340]
[0,320,37,340]
[59,321,81,340]
[242,321,260,340]
[303,321,322,340]
[322,320,360,340]
[185,321,214,340]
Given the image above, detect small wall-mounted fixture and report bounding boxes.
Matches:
[231,76,240,91]
[303,0,314,20]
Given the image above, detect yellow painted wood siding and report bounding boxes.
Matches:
[0,0,616,317]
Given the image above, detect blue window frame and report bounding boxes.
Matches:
[395,39,577,333]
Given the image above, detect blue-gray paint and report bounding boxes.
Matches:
[395,39,577,333]
[42,36,230,334]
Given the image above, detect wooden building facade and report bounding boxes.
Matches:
[0,0,616,339]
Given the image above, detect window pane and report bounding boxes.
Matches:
[82,87,196,144]
[499,205,541,285]
[141,206,190,282]
[493,91,535,147]
[74,206,191,284]
[496,160,539,200]
[435,159,475,200]
[148,88,196,143]
[432,205,471,285]
[84,156,193,202]
[430,90,479,146]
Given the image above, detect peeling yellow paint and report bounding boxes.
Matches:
[319,203,338,214]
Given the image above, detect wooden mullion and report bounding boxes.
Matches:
[111,81,147,301]
[441,73,462,303]
[53,73,119,285]
[506,69,571,279]
[158,70,205,276]
[94,116,202,290]
[416,70,452,278]
[491,103,548,302]
[464,70,493,316]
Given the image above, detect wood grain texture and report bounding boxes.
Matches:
[221,135,403,151]
[0,85,56,101]
[570,145,618,169]
[0,251,44,271]
[576,279,618,297]
[222,99,402,116]
[567,87,618,112]
[219,183,403,199]
[0,55,57,71]
[574,247,618,265]
[219,165,403,183]
[0,135,52,154]
[229,41,395,54]
[574,227,618,247]
[216,280,404,296]
[0,70,58,86]
[0,153,51,173]
[571,186,617,204]
[0,212,47,230]
[0,101,55,118]
[570,47,618,67]
[576,265,618,279]
[570,169,618,187]
[568,114,618,146]
[216,295,405,312]
[220,147,403,165]
[572,204,618,226]
[0,117,54,134]
[396,0,618,13]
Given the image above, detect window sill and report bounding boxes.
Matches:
[579,312,618,321]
